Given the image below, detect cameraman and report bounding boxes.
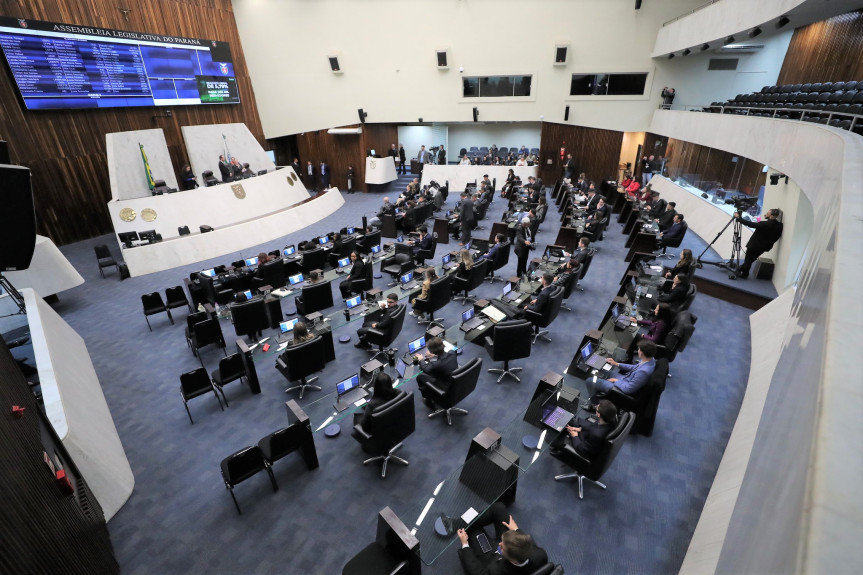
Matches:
[735,208,783,278]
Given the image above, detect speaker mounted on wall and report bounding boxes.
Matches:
[472,107,479,122]
[358,108,367,124]
[436,49,448,69]
[328,55,342,74]
[0,164,36,271]
[553,44,569,66]
[564,105,570,121]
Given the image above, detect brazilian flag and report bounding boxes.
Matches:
[139,142,156,190]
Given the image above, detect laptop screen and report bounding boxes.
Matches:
[336,374,360,396]
[279,319,299,333]
[502,282,512,296]
[289,274,304,285]
[464,240,472,251]
[462,308,475,322]
[338,257,350,268]
[347,227,355,235]
[408,336,426,354]
[245,257,258,267]
[446,210,452,217]
[611,304,620,320]
[284,245,296,256]
[580,341,594,360]
[202,268,216,277]
[346,296,362,308]
[397,235,404,242]
[442,254,451,265]
[400,271,413,284]
[243,290,253,300]
[396,357,407,379]
[318,237,328,245]
[371,244,381,254]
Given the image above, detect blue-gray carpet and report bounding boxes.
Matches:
[40,184,752,574]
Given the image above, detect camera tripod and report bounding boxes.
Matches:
[695,212,744,279]
[0,274,26,315]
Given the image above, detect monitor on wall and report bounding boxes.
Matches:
[0,16,240,110]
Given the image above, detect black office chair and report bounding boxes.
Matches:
[358,229,382,255]
[185,310,209,352]
[230,297,269,340]
[425,357,482,425]
[202,170,218,186]
[329,236,357,268]
[679,284,697,311]
[352,390,416,478]
[342,507,421,575]
[485,241,512,282]
[656,222,687,259]
[414,233,437,266]
[411,274,452,328]
[365,304,407,363]
[575,248,596,292]
[559,266,581,312]
[654,311,696,375]
[142,292,173,331]
[551,410,635,499]
[210,353,247,407]
[524,285,564,344]
[275,335,325,399]
[179,367,223,424]
[192,318,227,367]
[484,319,533,383]
[220,445,278,514]
[94,244,118,278]
[452,258,489,303]
[295,280,335,316]
[232,259,245,269]
[301,247,327,275]
[349,256,374,295]
[252,259,287,289]
[606,358,668,437]
[381,252,415,286]
[165,285,192,314]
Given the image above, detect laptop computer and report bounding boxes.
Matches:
[336,257,350,274]
[501,282,520,302]
[288,273,305,288]
[395,356,414,380]
[407,336,426,355]
[442,253,458,270]
[244,256,259,267]
[396,235,404,243]
[611,304,633,330]
[278,318,300,342]
[283,245,299,259]
[202,268,216,277]
[399,271,418,290]
[333,373,368,412]
[541,404,575,432]
[346,227,355,235]
[370,244,382,255]
[578,341,609,370]
[318,236,329,245]
[345,295,366,316]
[459,308,485,332]
[242,289,253,301]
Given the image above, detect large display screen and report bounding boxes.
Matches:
[0,16,240,110]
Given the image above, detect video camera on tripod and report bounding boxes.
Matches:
[725,195,759,211]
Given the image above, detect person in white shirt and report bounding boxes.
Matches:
[515,155,527,167]
[459,154,471,166]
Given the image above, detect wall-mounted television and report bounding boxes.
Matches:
[0,16,240,110]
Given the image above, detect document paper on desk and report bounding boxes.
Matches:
[481,306,507,323]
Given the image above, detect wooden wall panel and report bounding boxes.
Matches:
[664,138,765,197]
[777,9,863,85]
[0,0,265,245]
[538,122,623,186]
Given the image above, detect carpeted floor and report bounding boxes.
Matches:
[28,183,752,574]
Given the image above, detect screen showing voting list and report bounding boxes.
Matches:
[289,274,303,285]
[408,337,426,354]
[338,258,349,268]
[279,319,299,333]
[337,374,360,395]
[0,16,240,110]
[400,271,413,284]
[244,257,258,267]
[284,246,296,256]
[346,296,362,309]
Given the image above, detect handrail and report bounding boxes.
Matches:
[657,103,862,133]
[662,0,721,27]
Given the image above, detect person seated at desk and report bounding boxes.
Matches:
[654,202,678,232]
[455,503,548,575]
[409,268,437,319]
[550,399,618,459]
[515,155,527,166]
[501,169,516,197]
[550,258,579,288]
[659,273,690,311]
[586,197,609,222]
[624,178,641,197]
[571,237,591,266]
[230,157,248,180]
[534,196,548,223]
[579,186,600,213]
[407,225,433,260]
[451,249,473,280]
[480,234,506,263]
[252,252,270,278]
[664,248,694,279]
[415,336,458,405]
[355,293,399,349]
[288,321,315,347]
[655,213,685,249]
[355,372,399,428]
[625,303,675,361]
[181,164,199,190]
[339,251,365,299]
[587,340,657,399]
[525,272,554,312]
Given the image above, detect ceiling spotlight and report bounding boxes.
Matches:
[724,35,735,45]
[749,27,762,38]
[667,53,675,59]
[776,16,790,29]
[700,43,710,51]
[682,48,691,56]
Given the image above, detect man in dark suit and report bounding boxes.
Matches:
[735,208,783,278]
[417,145,429,173]
[387,143,398,166]
[564,153,576,180]
[481,233,506,263]
[415,336,458,404]
[218,155,232,182]
[524,272,554,316]
[551,399,618,460]
[572,237,590,266]
[656,213,686,249]
[513,217,534,278]
[457,192,474,244]
[437,146,447,165]
[291,157,301,177]
[339,251,365,298]
[655,201,677,231]
[658,272,690,311]
[355,294,399,349]
[409,225,434,262]
[305,161,316,190]
[580,186,600,213]
[455,503,548,575]
[320,160,330,189]
[398,144,406,175]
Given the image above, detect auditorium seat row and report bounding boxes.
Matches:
[463,146,540,158]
